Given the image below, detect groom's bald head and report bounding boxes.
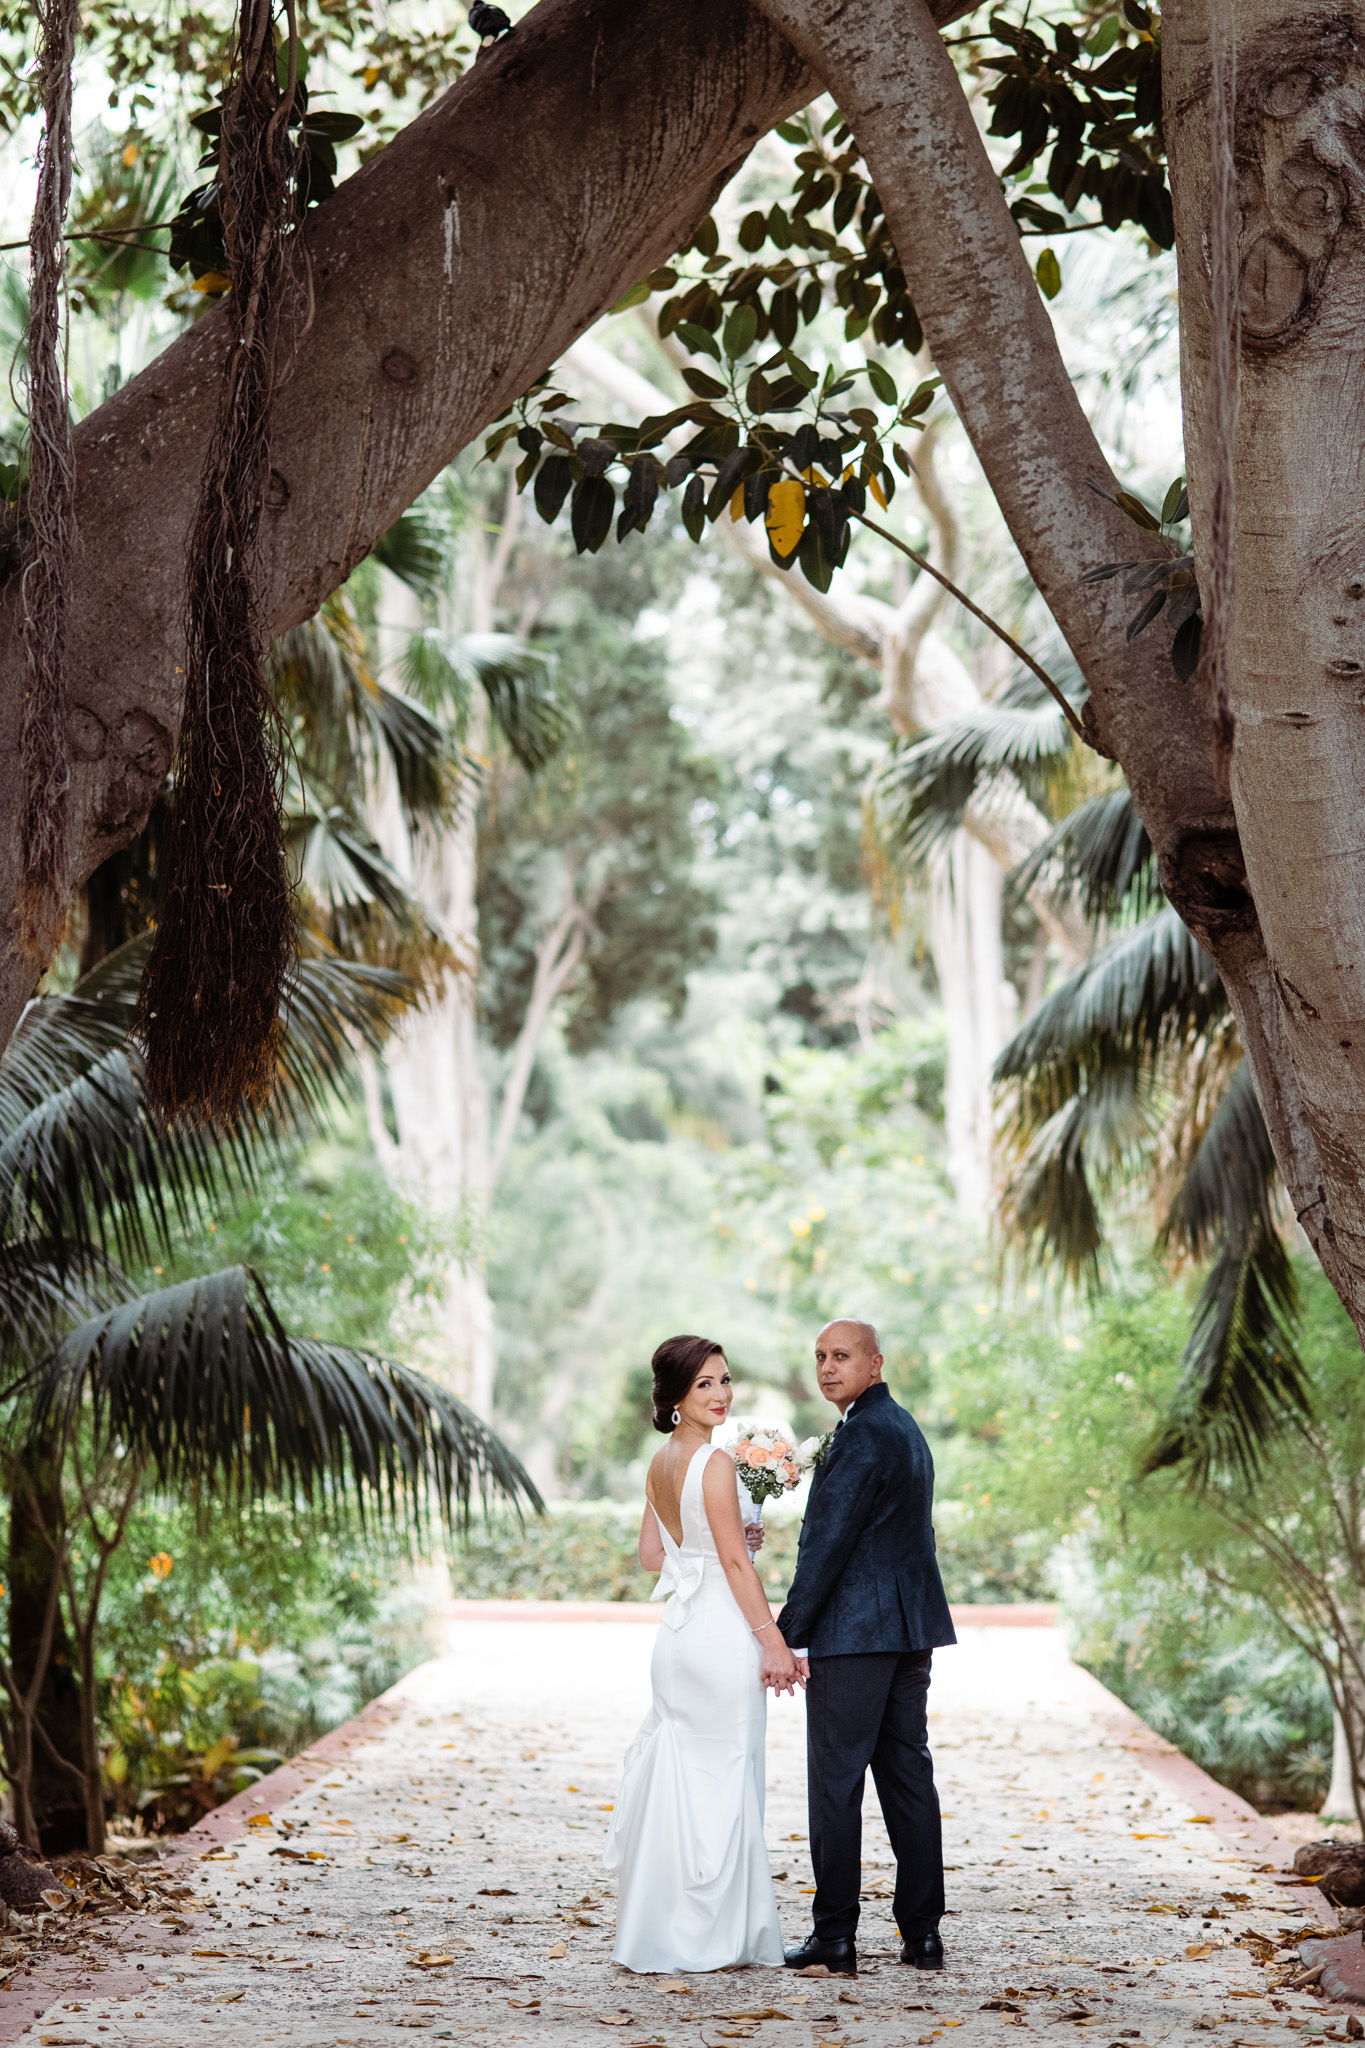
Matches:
[814,1318,884,1412]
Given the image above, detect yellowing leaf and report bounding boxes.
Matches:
[1185,1815,1215,1823]
[548,1942,568,1959]
[121,142,139,166]
[765,479,805,558]
[1035,246,1062,300]
[730,485,746,522]
[1185,1943,1216,1958]
[192,272,232,295]
[247,1813,273,1828]
[869,473,888,511]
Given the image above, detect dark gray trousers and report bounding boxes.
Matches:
[805,1648,943,1943]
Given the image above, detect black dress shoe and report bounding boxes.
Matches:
[900,1932,944,1970]
[783,1933,857,1975]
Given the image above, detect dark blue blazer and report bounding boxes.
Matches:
[776,1382,956,1658]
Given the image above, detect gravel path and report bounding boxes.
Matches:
[3,1618,1342,2047]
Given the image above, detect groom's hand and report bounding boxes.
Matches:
[794,1655,810,1685]
[760,1640,800,1695]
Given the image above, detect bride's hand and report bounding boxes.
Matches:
[760,1636,800,1695]
[744,1522,765,1555]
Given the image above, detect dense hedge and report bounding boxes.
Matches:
[448,1500,1050,1606]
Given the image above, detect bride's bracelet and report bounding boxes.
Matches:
[752,1620,775,1636]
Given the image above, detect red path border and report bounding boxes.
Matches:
[0,1603,1333,2039]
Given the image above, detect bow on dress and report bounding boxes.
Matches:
[650,1530,705,1630]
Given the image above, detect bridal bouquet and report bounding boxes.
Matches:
[732,1425,833,1516]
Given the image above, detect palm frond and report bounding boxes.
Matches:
[0,937,413,1272]
[998,1066,1153,1286]
[1144,1061,1308,1483]
[371,502,450,598]
[401,629,570,772]
[1011,787,1159,923]
[1144,1223,1304,1486]
[16,1266,542,1530]
[287,803,453,978]
[0,1240,121,1377]
[877,700,1079,866]
[273,609,456,822]
[995,906,1227,1129]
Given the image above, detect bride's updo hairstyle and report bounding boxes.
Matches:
[651,1334,724,1434]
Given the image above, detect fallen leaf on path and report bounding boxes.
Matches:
[1131,1833,1171,1840]
[479,1888,516,1896]
[192,1948,230,1956]
[270,1847,310,1861]
[1185,1944,1216,1958]
[795,1964,830,1976]
[508,2000,541,2010]
[412,1954,455,1969]
[660,1980,693,1993]
[247,1813,273,1828]
[218,1989,246,2002]
[718,2010,791,2021]
[547,1943,568,1959]
[1186,1816,1214,1824]
[596,2014,633,2026]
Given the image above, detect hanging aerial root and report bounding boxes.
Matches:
[17,0,80,958]
[137,0,302,1123]
[1199,0,1240,774]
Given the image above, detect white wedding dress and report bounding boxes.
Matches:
[604,1444,785,1973]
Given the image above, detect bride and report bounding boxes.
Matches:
[605,1334,800,1974]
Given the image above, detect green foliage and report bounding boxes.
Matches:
[446,1499,1048,1607]
[938,1267,1365,1809]
[478,609,720,1056]
[1071,1579,1330,1812]
[97,1498,428,1826]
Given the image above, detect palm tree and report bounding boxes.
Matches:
[0,935,540,1854]
[878,686,1302,1483]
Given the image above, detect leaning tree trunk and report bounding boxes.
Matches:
[1166,0,1365,1334]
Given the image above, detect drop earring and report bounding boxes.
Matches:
[671,1407,681,1427]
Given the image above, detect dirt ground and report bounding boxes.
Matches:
[0,1617,1346,2047]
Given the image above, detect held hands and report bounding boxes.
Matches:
[759,1634,804,1696]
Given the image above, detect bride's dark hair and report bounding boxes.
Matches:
[651,1334,725,1434]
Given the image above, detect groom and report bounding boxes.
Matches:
[775,1319,956,1978]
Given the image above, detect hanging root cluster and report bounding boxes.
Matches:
[137,0,301,1123]
[17,0,80,958]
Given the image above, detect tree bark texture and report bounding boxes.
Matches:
[6,1461,87,1852]
[1167,0,1365,1325]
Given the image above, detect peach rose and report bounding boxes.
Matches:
[748,1446,772,1466]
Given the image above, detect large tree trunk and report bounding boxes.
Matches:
[1165,0,1365,1329]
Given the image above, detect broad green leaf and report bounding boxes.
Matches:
[609,278,653,314]
[723,302,758,360]
[866,359,897,405]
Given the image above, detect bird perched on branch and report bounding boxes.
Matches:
[470,2,513,44]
